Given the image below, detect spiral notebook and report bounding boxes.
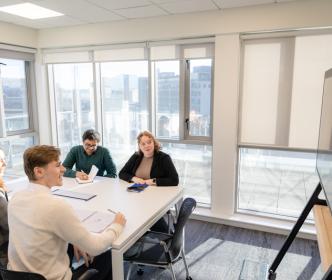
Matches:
[75,165,99,184]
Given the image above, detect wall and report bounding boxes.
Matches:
[37,0,332,48]
[0,21,37,48]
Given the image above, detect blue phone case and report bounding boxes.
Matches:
[127,183,148,192]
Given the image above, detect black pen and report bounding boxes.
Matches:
[107,208,117,214]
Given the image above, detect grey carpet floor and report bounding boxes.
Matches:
[125,220,323,280]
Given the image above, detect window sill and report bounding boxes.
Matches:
[191,206,317,240]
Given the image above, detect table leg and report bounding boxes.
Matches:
[112,249,124,280]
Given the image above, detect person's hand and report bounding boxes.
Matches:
[131,176,145,184]
[76,171,89,180]
[0,178,7,192]
[113,212,126,226]
[73,246,93,267]
[144,179,156,186]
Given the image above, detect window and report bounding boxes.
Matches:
[238,147,317,219]
[1,59,30,134]
[99,61,149,168]
[238,34,332,218]
[48,41,214,205]
[49,63,95,155]
[186,58,212,139]
[0,51,36,177]
[163,143,212,205]
[151,44,214,204]
[0,136,34,178]
[154,60,180,139]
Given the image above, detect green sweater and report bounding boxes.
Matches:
[63,145,117,178]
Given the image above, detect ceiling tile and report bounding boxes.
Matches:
[30,0,124,23]
[149,0,187,4]
[115,5,168,19]
[0,0,23,6]
[0,0,302,29]
[85,0,151,10]
[276,0,298,2]
[161,0,218,14]
[34,15,84,28]
[213,0,273,9]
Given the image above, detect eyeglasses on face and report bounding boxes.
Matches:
[84,144,97,149]
[84,143,98,149]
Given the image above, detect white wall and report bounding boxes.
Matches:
[0,21,37,47]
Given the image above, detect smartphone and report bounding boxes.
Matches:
[127,183,148,192]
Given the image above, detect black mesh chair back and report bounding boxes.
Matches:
[169,197,196,260]
[0,268,46,280]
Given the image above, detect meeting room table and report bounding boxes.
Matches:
[6,176,184,280]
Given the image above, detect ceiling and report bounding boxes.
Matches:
[0,0,300,29]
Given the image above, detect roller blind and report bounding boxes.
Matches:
[240,34,332,149]
[150,43,214,61]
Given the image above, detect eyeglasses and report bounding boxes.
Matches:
[84,143,97,149]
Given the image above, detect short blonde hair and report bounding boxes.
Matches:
[24,145,61,181]
[137,131,161,154]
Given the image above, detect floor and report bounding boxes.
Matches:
[126,220,323,280]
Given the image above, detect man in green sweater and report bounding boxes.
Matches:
[63,129,117,179]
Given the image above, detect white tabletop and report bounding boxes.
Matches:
[7,176,183,279]
[54,177,183,249]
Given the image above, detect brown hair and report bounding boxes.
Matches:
[24,145,61,181]
[137,131,161,155]
[82,129,100,142]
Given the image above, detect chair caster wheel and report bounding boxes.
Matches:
[186,277,192,280]
[137,269,144,276]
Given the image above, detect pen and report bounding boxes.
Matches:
[107,208,117,214]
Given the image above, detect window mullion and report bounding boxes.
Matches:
[0,65,6,137]
[179,59,187,141]
[47,65,59,145]
[149,59,155,134]
[25,62,33,132]
[94,62,103,141]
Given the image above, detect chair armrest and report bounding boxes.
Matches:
[78,269,98,280]
[141,236,166,245]
[147,230,173,238]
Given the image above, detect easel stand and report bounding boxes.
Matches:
[268,183,332,280]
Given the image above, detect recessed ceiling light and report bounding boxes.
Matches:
[0,2,63,19]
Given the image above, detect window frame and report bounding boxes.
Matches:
[151,57,214,145]
[0,47,38,176]
[0,59,35,137]
[184,58,214,143]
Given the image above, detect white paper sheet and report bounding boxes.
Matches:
[74,208,115,233]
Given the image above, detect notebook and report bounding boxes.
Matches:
[75,165,99,184]
[52,189,96,201]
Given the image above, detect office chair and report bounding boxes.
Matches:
[124,197,196,280]
[0,267,98,280]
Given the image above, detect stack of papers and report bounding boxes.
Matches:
[74,208,115,233]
